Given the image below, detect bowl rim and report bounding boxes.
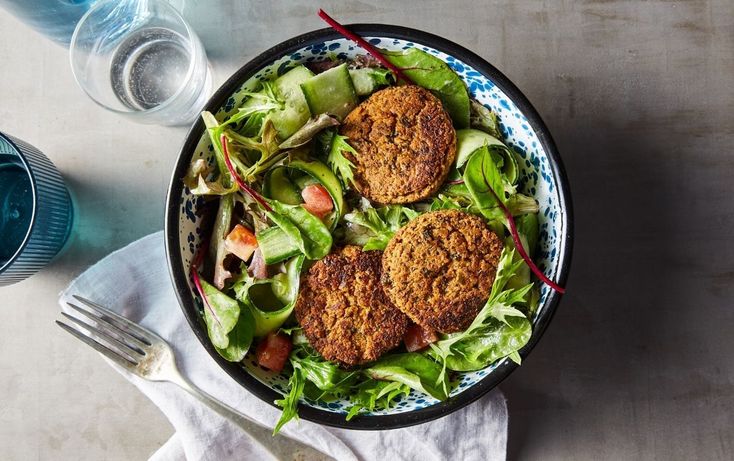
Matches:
[165,24,574,430]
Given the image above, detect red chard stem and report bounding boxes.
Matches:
[220,135,273,212]
[317,9,414,84]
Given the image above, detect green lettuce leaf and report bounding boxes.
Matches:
[463,145,506,221]
[383,48,470,127]
[346,380,410,421]
[366,353,449,401]
[470,99,501,138]
[429,247,534,373]
[199,279,255,362]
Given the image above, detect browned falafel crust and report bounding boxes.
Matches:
[295,246,409,367]
[381,210,503,333]
[340,85,457,204]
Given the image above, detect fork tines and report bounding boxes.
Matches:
[56,295,154,370]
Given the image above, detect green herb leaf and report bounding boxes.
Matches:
[291,355,357,394]
[274,367,305,435]
[327,134,357,187]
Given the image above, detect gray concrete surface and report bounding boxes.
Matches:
[1,0,732,459]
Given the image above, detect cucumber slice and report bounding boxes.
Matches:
[456,128,519,185]
[263,167,302,205]
[241,66,313,140]
[256,226,300,264]
[349,67,392,96]
[245,255,304,337]
[456,129,504,168]
[300,63,358,120]
[288,159,345,229]
[293,174,318,190]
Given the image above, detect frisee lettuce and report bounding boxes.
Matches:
[429,247,533,377]
[344,205,419,250]
[327,133,357,187]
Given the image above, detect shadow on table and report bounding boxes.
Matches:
[501,70,727,457]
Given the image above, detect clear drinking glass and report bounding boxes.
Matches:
[69,0,211,126]
[0,132,74,287]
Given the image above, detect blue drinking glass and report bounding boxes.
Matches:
[0,132,73,286]
[0,0,97,46]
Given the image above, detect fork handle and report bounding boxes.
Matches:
[166,370,321,460]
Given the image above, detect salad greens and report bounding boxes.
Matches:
[326,132,358,188]
[344,205,419,251]
[384,48,471,128]
[186,43,549,434]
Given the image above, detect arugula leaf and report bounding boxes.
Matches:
[383,48,470,128]
[327,133,357,187]
[274,367,305,435]
[292,355,357,395]
[470,100,501,138]
[344,205,419,250]
[366,353,449,401]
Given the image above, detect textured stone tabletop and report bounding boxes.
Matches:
[1,1,732,459]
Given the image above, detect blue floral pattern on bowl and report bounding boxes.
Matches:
[175,37,568,417]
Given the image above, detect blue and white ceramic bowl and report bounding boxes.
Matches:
[165,25,573,430]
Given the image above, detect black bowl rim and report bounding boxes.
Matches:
[165,24,574,430]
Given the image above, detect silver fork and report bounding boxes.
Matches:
[56,295,326,461]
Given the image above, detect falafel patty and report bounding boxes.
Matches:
[295,246,409,367]
[381,210,503,333]
[340,85,456,204]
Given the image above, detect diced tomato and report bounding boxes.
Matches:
[301,184,333,218]
[404,324,439,352]
[256,331,292,372]
[224,224,258,262]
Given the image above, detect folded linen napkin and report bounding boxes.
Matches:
[58,232,508,461]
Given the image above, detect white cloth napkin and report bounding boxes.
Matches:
[58,232,508,461]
